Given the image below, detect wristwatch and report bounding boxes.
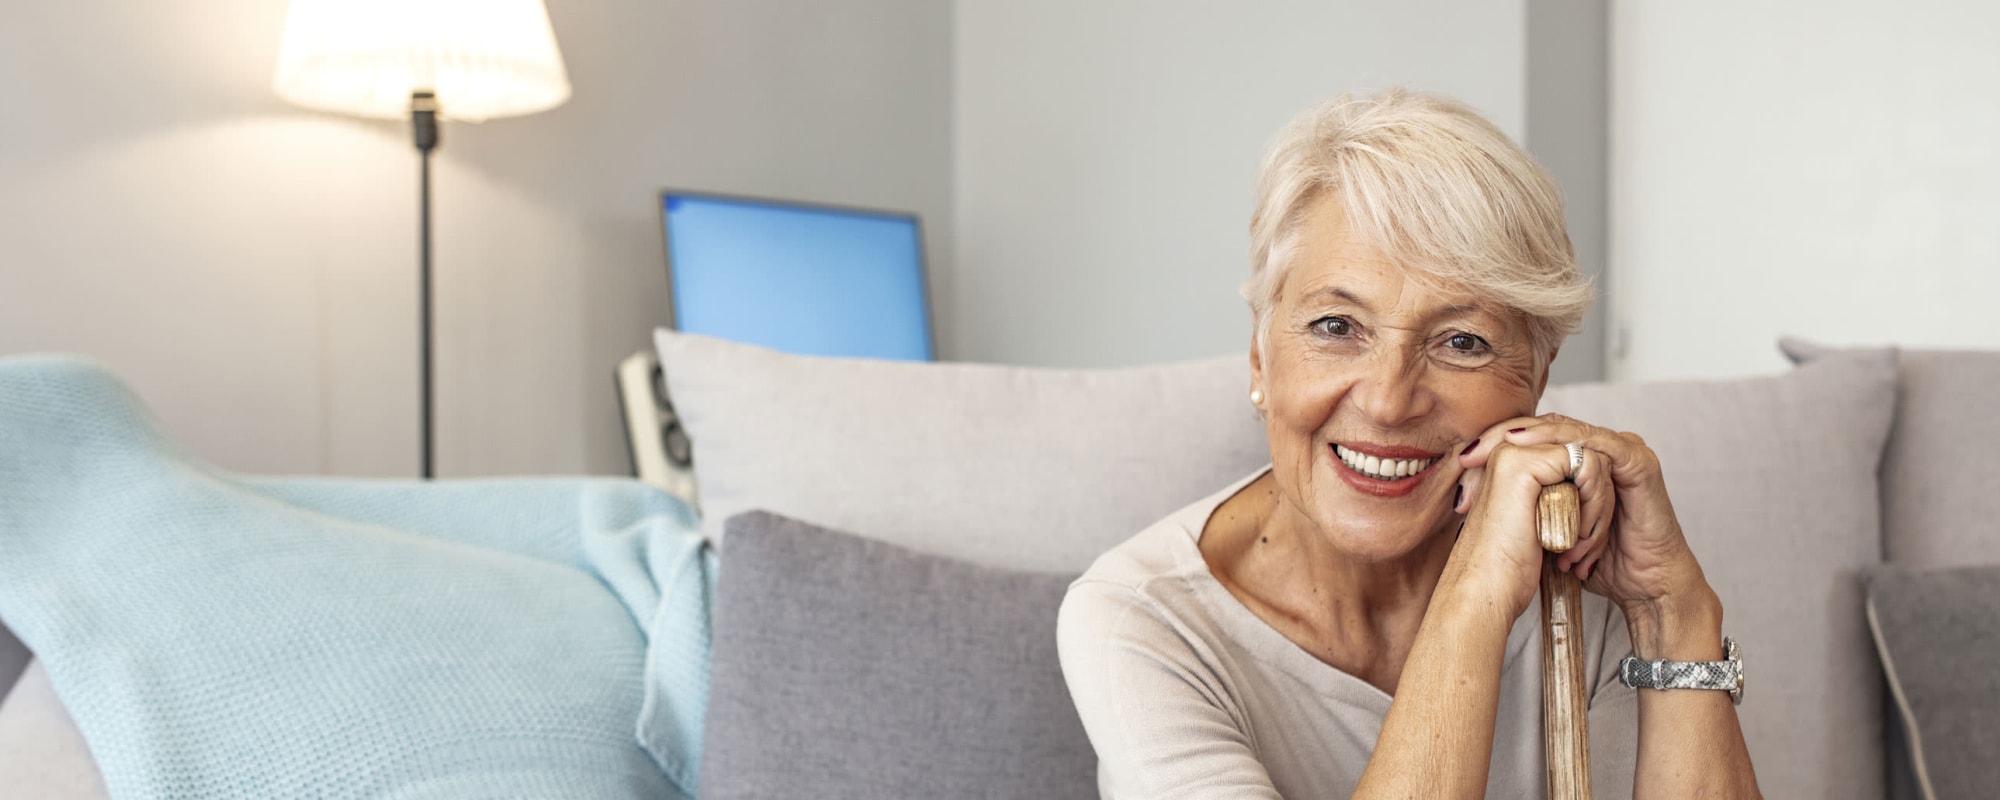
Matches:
[1618,637,1744,705]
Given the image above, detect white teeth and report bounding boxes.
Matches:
[1334,445,1435,481]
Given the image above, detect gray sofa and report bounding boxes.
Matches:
[3,334,1995,798]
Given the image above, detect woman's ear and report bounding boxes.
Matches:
[1248,327,1266,395]
[1536,346,1561,396]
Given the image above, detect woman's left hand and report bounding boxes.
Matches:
[1457,414,1709,611]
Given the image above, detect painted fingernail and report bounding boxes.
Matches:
[1461,439,1479,456]
[1508,427,1526,434]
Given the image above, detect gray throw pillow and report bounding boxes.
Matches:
[1538,347,1897,800]
[1781,338,2000,568]
[700,511,1093,800]
[654,330,1268,573]
[1864,564,2000,800]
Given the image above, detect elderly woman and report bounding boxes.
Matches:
[1057,90,1761,799]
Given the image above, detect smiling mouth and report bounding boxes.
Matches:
[1331,444,1439,482]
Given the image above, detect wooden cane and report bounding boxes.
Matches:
[1538,482,1591,800]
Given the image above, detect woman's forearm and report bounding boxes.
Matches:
[1624,581,1762,799]
[1352,574,1515,799]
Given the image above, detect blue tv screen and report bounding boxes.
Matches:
[661,192,933,361]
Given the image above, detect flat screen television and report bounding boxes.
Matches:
[659,191,934,361]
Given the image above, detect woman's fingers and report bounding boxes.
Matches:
[1453,415,1541,514]
[1457,415,1624,579]
[1457,439,1580,592]
[1495,416,1663,491]
[1455,466,1483,515]
[1456,416,1543,468]
[1556,446,1614,574]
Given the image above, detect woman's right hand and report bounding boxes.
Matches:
[1443,415,1619,619]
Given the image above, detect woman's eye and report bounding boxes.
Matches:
[1444,333,1490,353]
[1312,316,1353,337]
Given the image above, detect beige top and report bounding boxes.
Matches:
[1057,469,1639,799]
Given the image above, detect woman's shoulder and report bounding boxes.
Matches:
[1070,517,1199,594]
[1057,509,1229,691]
[1069,468,1264,595]
[1060,469,1267,640]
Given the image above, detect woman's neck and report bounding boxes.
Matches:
[1201,471,1459,694]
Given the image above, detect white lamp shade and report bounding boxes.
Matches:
[273,0,571,122]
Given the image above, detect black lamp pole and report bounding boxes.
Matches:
[411,90,440,480]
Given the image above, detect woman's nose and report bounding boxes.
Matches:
[1346,348,1428,427]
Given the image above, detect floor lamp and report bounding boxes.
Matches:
[272,0,572,478]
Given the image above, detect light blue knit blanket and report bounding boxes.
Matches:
[0,356,713,798]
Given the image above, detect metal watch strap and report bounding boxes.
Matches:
[1618,636,1744,705]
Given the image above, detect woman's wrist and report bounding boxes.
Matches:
[1432,554,1534,629]
[1621,578,1725,661]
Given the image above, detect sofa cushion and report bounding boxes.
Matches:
[700,511,1093,800]
[1538,347,1897,800]
[1864,564,2000,800]
[654,330,1268,572]
[1783,339,2000,568]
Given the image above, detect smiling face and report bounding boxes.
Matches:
[1251,197,1550,562]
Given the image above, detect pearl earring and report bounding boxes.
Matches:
[1249,389,1264,406]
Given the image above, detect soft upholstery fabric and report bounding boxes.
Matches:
[1782,338,2000,567]
[1864,564,2000,800]
[0,662,110,799]
[655,330,1268,572]
[0,356,715,799]
[0,623,26,702]
[701,511,1094,800]
[1539,348,1898,800]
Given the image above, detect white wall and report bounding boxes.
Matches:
[1610,0,2000,382]
[949,0,1533,369]
[0,0,951,477]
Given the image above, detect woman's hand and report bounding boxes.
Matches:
[1454,414,1711,617]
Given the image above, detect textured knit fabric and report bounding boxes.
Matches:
[700,511,1096,800]
[655,330,1269,573]
[1864,564,2000,800]
[0,355,714,799]
[1058,470,1639,799]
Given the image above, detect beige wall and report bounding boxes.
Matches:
[0,0,952,477]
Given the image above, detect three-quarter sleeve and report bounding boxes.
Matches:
[1057,579,1285,800]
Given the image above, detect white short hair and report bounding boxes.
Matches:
[1244,89,1592,361]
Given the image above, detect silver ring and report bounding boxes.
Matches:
[1565,442,1585,478]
